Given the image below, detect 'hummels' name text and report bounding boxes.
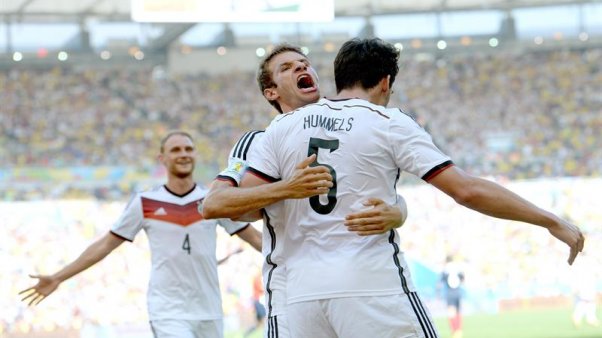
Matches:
[303,115,354,131]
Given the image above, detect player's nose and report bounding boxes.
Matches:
[294,61,307,72]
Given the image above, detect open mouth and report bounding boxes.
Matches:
[297,74,316,91]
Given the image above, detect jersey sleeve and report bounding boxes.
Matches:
[216,131,264,186]
[110,193,144,241]
[246,120,281,182]
[217,218,250,236]
[388,113,453,182]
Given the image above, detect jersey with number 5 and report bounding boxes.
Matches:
[247,97,453,304]
[110,184,248,320]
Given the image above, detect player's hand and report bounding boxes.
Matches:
[19,274,61,306]
[547,219,585,265]
[344,198,406,236]
[284,154,333,199]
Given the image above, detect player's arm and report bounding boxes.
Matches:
[203,154,332,220]
[19,232,125,305]
[203,180,263,222]
[344,195,408,236]
[235,224,262,252]
[429,165,585,265]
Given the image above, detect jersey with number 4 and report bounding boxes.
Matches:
[247,97,453,304]
[110,184,248,320]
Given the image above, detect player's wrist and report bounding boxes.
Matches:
[538,210,560,230]
[271,180,296,199]
[49,273,64,284]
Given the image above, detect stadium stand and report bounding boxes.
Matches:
[1,47,601,201]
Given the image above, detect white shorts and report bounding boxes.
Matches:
[287,292,439,338]
[264,313,291,338]
[150,319,223,338]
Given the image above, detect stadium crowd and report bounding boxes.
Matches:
[1,47,601,200]
[393,48,602,180]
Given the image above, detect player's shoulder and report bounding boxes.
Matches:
[135,185,166,201]
[348,102,424,136]
[345,99,418,126]
[388,107,417,121]
[348,99,413,121]
[230,129,265,160]
[386,107,423,130]
[134,185,160,197]
[121,185,159,208]
[232,130,265,148]
[235,130,265,142]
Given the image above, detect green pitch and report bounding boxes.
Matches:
[434,308,601,338]
[226,308,601,338]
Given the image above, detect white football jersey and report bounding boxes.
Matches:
[111,184,248,320]
[217,130,288,317]
[247,98,453,304]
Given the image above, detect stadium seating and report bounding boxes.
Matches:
[1,48,601,200]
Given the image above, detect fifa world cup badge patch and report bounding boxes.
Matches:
[219,159,248,183]
[233,161,243,173]
[226,159,245,175]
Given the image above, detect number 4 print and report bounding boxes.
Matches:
[182,234,191,254]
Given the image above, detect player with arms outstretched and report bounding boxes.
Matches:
[20,131,262,338]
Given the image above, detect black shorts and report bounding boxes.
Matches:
[446,293,461,311]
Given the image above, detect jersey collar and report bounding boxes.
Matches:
[163,183,197,198]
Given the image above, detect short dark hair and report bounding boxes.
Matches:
[333,38,399,93]
[257,43,305,113]
[160,130,194,153]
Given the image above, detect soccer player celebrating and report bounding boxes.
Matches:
[212,38,584,338]
[20,130,262,338]
[203,44,408,337]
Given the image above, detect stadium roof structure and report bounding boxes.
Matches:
[0,0,597,22]
[1,0,599,65]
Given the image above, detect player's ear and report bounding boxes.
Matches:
[263,87,279,101]
[380,75,391,93]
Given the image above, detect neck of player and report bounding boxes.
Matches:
[166,176,196,196]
